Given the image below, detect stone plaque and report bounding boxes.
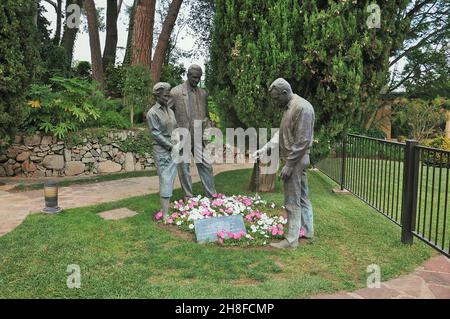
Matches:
[194,215,246,244]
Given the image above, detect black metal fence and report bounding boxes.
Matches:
[317,133,450,257]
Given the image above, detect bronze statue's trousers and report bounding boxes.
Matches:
[283,155,314,245]
[177,141,217,198]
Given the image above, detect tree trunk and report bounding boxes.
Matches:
[103,0,119,70]
[53,0,63,45]
[83,0,104,89]
[131,0,156,68]
[249,162,276,193]
[151,0,183,82]
[123,0,137,65]
[62,0,82,67]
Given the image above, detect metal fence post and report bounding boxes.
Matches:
[340,136,347,191]
[401,140,419,244]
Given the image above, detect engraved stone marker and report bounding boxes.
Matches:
[194,215,246,244]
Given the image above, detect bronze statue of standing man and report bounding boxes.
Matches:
[169,65,217,198]
[255,78,315,249]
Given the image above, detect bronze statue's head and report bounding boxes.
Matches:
[269,78,293,108]
[187,64,203,89]
[153,82,171,107]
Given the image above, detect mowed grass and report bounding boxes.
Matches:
[319,155,450,254]
[0,169,434,298]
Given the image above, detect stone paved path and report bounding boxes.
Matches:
[312,255,450,299]
[1,163,449,299]
[0,163,252,237]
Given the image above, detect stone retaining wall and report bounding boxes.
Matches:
[0,130,154,178]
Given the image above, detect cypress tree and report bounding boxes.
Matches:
[0,0,40,147]
[209,0,409,155]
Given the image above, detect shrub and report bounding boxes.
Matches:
[98,111,130,129]
[422,136,450,167]
[392,98,447,142]
[73,61,92,79]
[122,65,153,126]
[119,130,153,156]
[22,77,103,138]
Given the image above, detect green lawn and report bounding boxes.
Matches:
[0,169,435,298]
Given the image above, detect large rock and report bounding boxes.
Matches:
[24,134,41,147]
[64,149,72,162]
[124,153,135,172]
[51,144,64,151]
[65,161,86,176]
[22,160,37,173]
[5,165,14,176]
[6,148,19,159]
[0,155,7,163]
[42,155,65,170]
[0,166,6,177]
[41,135,53,146]
[114,152,126,164]
[81,157,95,163]
[16,151,30,162]
[33,170,46,178]
[29,155,43,162]
[98,160,122,174]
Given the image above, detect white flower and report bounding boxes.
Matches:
[188,224,195,230]
[271,203,275,209]
[176,221,182,226]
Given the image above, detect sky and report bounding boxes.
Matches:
[42,0,206,76]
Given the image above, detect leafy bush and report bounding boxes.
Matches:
[392,98,447,142]
[422,136,450,167]
[104,64,125,98]
[123,65,153,126]
[98,111,130,129]
[73,61,92,79]
[119,130,153,156]
[22,77,103,138]
[160,63,185,88]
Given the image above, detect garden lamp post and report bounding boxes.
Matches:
[42,181,62,214]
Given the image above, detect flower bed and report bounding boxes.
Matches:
[154,194,287,246]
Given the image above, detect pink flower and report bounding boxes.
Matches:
[233,233,241,240]
[212,193,218,198]
[245,215,253,222]
[217,231,225,239]
[300,228,305,237]
[172,213,178,218]
[278,230,284,236]
[167,218,174,224]
[271,226,278,236]
[155,211,163,220]
[227,231,234,238]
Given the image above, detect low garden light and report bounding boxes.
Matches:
[42,181,62,214]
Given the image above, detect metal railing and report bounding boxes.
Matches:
[317,134,450,257]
